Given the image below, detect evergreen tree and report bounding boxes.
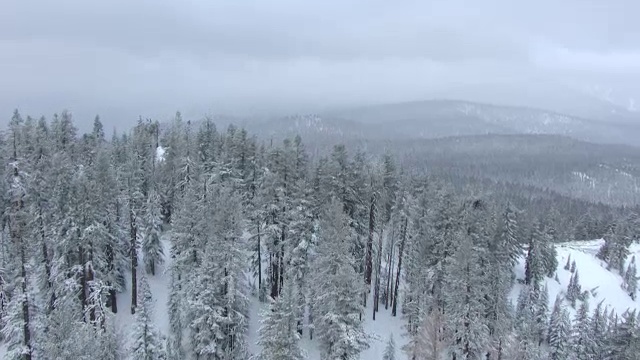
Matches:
[571,300,593,360]
[258,276,305,360]
[311,199,369,359]
[624,255,638,300]
[608,309,640,359]
[566,270,582,308]
[142,190,164,276]
[547,296,571,360]
[563,255,571,271]
[2,116,36,360]
[444,230,490,359]
[130,275,166,360]
[533,285,549,346]
[406,308,445,360]
[590,301,607,359]
[383,333,396,360]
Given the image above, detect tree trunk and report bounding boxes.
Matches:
[365,194,375,287]
[373,227,384,320]
[38,205,55,312]
[79,245,87,318]
[20,245,32,360]
[10,151,32,360]
[279,225,285,295]
[130,207,138,315]
[86,237,96,324]
[385,233,395,310]
[270,245,280,299]
[392,216,408,316]
[257,222,262,301]
[106,234,118,313]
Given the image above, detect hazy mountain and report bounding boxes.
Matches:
[249,100,640,146]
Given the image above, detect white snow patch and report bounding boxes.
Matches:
[247,291,407,359]
[156,146,166,163]
[511,239,640,317]
[115,234,172,349]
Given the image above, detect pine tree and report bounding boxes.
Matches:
[571,300,593,360]
[444,230,490,359]
[624,256,638,300]
[563,255,571,271]
[312,199,369,359]
[566,270,582,308]
[524,222,558,286]
[130,275,166,360]
[166,268,184,360]
[258,276,305,360]
[590,301,607,359]
[383,333,396,360]
[547,296,571,360]
[608,309,640,359]
[142,190,164,276]
[533,285,549,346]
[2,116,35,360]
[407,308,445,360]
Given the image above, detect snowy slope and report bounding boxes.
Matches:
[511,239,640,317]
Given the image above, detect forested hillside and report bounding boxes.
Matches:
[0,110,638,359]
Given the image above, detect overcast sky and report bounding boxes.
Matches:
[2,0,640,130]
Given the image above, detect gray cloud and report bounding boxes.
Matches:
[1,0,639,130]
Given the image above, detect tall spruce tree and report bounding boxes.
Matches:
[311,199,368,359]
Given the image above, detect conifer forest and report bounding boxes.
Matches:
[0,109,638,360]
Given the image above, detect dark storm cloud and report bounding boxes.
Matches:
[1,0,639,129]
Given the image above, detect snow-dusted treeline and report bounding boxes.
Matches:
[0,110,638,359]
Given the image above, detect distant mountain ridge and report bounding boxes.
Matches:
[248,100,640,146]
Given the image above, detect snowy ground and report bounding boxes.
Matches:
[115,234,173,348]
[246,291,408,359]
[510,239,640,317]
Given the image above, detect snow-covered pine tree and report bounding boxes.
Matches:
[257,275,305,360]
[598,222,632,274]
[514,285,546,360]
[589,301,607,359]
[167,177,205,359]
[485,202,521,357]
[607,309,640,358]
[533,284,549,346]
[142,190,164,276]
[541,225,559,278]
[444,227,490,359]
[383,333,396,360]
[624,255,638,300]
[186,184,248,360]
[547,295,571,360]
[130,275,166,360]
[524,221,558,286]
[566,270,582,308]
[496,202,522,268]
[571,300,593,360]
[312,199,369,359]
[2,113,36,360]
[563,255,571,271]
[407,308,445,360]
